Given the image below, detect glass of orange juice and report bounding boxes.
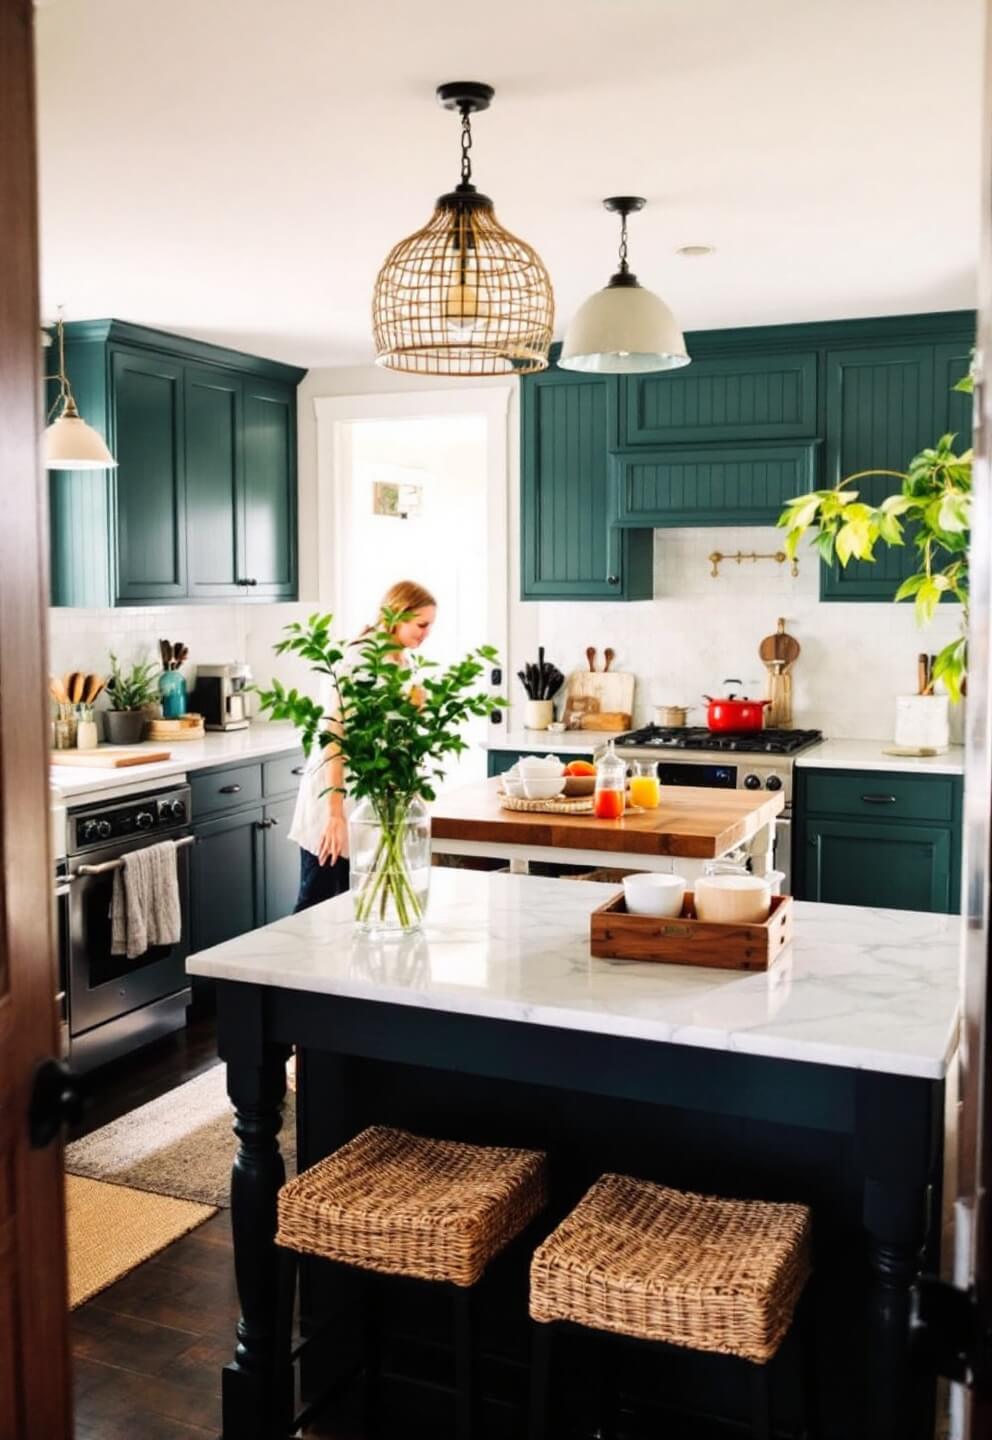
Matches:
[630,761,660,809]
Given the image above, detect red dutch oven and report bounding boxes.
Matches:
[702,692,771,733]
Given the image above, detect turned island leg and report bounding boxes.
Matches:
[216,981,291,1440]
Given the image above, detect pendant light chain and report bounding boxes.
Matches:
[617,212,630,276]
[459,105,473,186]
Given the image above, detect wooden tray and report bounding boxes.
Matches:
[498,792,594,814]
[147,714,206,741]
[590,891,793,971]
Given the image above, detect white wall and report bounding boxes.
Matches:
[535,525,965,741]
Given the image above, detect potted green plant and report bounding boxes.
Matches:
[778,374,972,702]
[104,653,160,744]
[255,611,505,934]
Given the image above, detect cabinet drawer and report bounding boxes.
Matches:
[263,752,306,797]
[191,763,263,818]
[802,770,956,822]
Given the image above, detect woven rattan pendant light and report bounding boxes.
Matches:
[373,82,554,376]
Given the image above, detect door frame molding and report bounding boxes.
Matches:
[314,386,513,690]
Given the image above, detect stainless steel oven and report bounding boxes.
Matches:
[66,784,193,1072]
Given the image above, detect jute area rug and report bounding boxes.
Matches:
[65,1063,297,1209]
[66,1175,215,1308]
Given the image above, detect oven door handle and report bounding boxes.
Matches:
[76,833,196,876]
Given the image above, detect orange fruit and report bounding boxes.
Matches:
[564,760,596,777]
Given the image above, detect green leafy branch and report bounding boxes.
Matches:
[253,611,506,809]
[777,371,973,702]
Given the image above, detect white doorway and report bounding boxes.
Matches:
[314,387,511,791]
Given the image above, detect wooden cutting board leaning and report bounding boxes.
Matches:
[562,646,635,731]
[51,748,173,768]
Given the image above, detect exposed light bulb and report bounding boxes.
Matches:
[445,282,489,341]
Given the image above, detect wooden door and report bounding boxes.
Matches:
[185,364,243,599]
[241,379,297,598]
[111,347,188,603]
[0,2,73,1435]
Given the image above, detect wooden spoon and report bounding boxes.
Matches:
[758,618,800,669]
[586,646,597,673]
[83,673,104,705]
[603,647,615,673]
[65,671,85,704]
[49,674,68,704]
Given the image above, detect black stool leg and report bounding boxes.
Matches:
[362,1272,382,1437]
[750,1359,771,1440]
[453,1283,480,1440]
[272,1247,297,1436]
[529,1320,553,1440]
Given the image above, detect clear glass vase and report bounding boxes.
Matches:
[348,795,431,935]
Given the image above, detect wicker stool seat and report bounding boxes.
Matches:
[277,1124,547,1287]
[530,1173,811,1365]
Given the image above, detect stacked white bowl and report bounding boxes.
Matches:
[503,754,566,800]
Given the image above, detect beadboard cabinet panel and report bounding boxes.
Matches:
[111,349,187,603]
[614,442,819,527]
[623,351,817,446]
[521,369,653,600]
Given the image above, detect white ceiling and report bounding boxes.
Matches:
[36,0,984,369]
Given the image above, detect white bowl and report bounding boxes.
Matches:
[622,873,687,918]
[694,874,771,924]
[521,774,567,800]
[500,774,525,798]
[517,754,564,775]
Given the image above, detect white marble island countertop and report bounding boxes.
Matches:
[50,721,302,801]
[188,869,961,1081]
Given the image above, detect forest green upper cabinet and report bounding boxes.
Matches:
[49,320,304,607]
[520,367,653,601]
[613,441,819,527]
[622,351,817,446]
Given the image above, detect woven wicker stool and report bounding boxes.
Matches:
[274,1124,547,1438]
[528,1173,816,1440]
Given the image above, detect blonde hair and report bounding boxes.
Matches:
[378,580,437,622]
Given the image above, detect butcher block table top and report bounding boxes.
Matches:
[431,779,784,861]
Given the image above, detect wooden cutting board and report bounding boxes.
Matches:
[564,669,635,723]
[51,747,172,767]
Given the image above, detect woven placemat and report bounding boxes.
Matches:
[498,793,594,814]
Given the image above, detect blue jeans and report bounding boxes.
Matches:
[293,847,350,912]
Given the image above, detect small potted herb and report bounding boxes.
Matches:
[104,653,160,744]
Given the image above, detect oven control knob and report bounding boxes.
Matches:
[766,775,783,792]
[96,820,112,840]
[80,820,100,844]
[170,799,186,821]
[743,774,762,790]
[135,810,154,830]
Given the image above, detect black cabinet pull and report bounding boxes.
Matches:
[247,578,258,587]
[861,793,897,805]
[219,783,242,795]
[291,766,305,776]
[607,574,620,586]
[256,817,279,830]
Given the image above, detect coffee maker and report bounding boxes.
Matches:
[191,663,253,731]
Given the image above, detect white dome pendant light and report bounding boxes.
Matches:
[44,313,117,470]
[559,197,690,374]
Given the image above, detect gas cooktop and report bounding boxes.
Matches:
[614,726,823,756]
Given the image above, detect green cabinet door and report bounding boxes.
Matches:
[820,344,935,602]
[242,379,297,598]
[613,441,819,527]
[935,341,974,448]
[622,350,817,446]
[263,796,300,922]
[111,348,188,603]
[521,369,652,600]
[185,365,243,599]
[801,817,953,912]
[189,807,264,952]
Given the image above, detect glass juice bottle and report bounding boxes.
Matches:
[630,760,660,809]
[593,739,627,819]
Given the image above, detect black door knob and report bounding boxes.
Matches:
[29,1057,84,1149]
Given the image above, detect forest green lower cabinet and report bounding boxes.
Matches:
[794,767,962,913]
[189,757,302,957]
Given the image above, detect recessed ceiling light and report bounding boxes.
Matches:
[676,244,715,258]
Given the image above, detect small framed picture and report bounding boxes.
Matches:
[373,480,423,519]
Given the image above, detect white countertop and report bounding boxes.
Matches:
[50,722,302,801]
[483,728,619,754]
[187,869,961,1080]
[795,738,965,776]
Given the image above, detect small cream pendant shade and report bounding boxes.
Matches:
[559,283,690,374]
[45,398,117,470]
